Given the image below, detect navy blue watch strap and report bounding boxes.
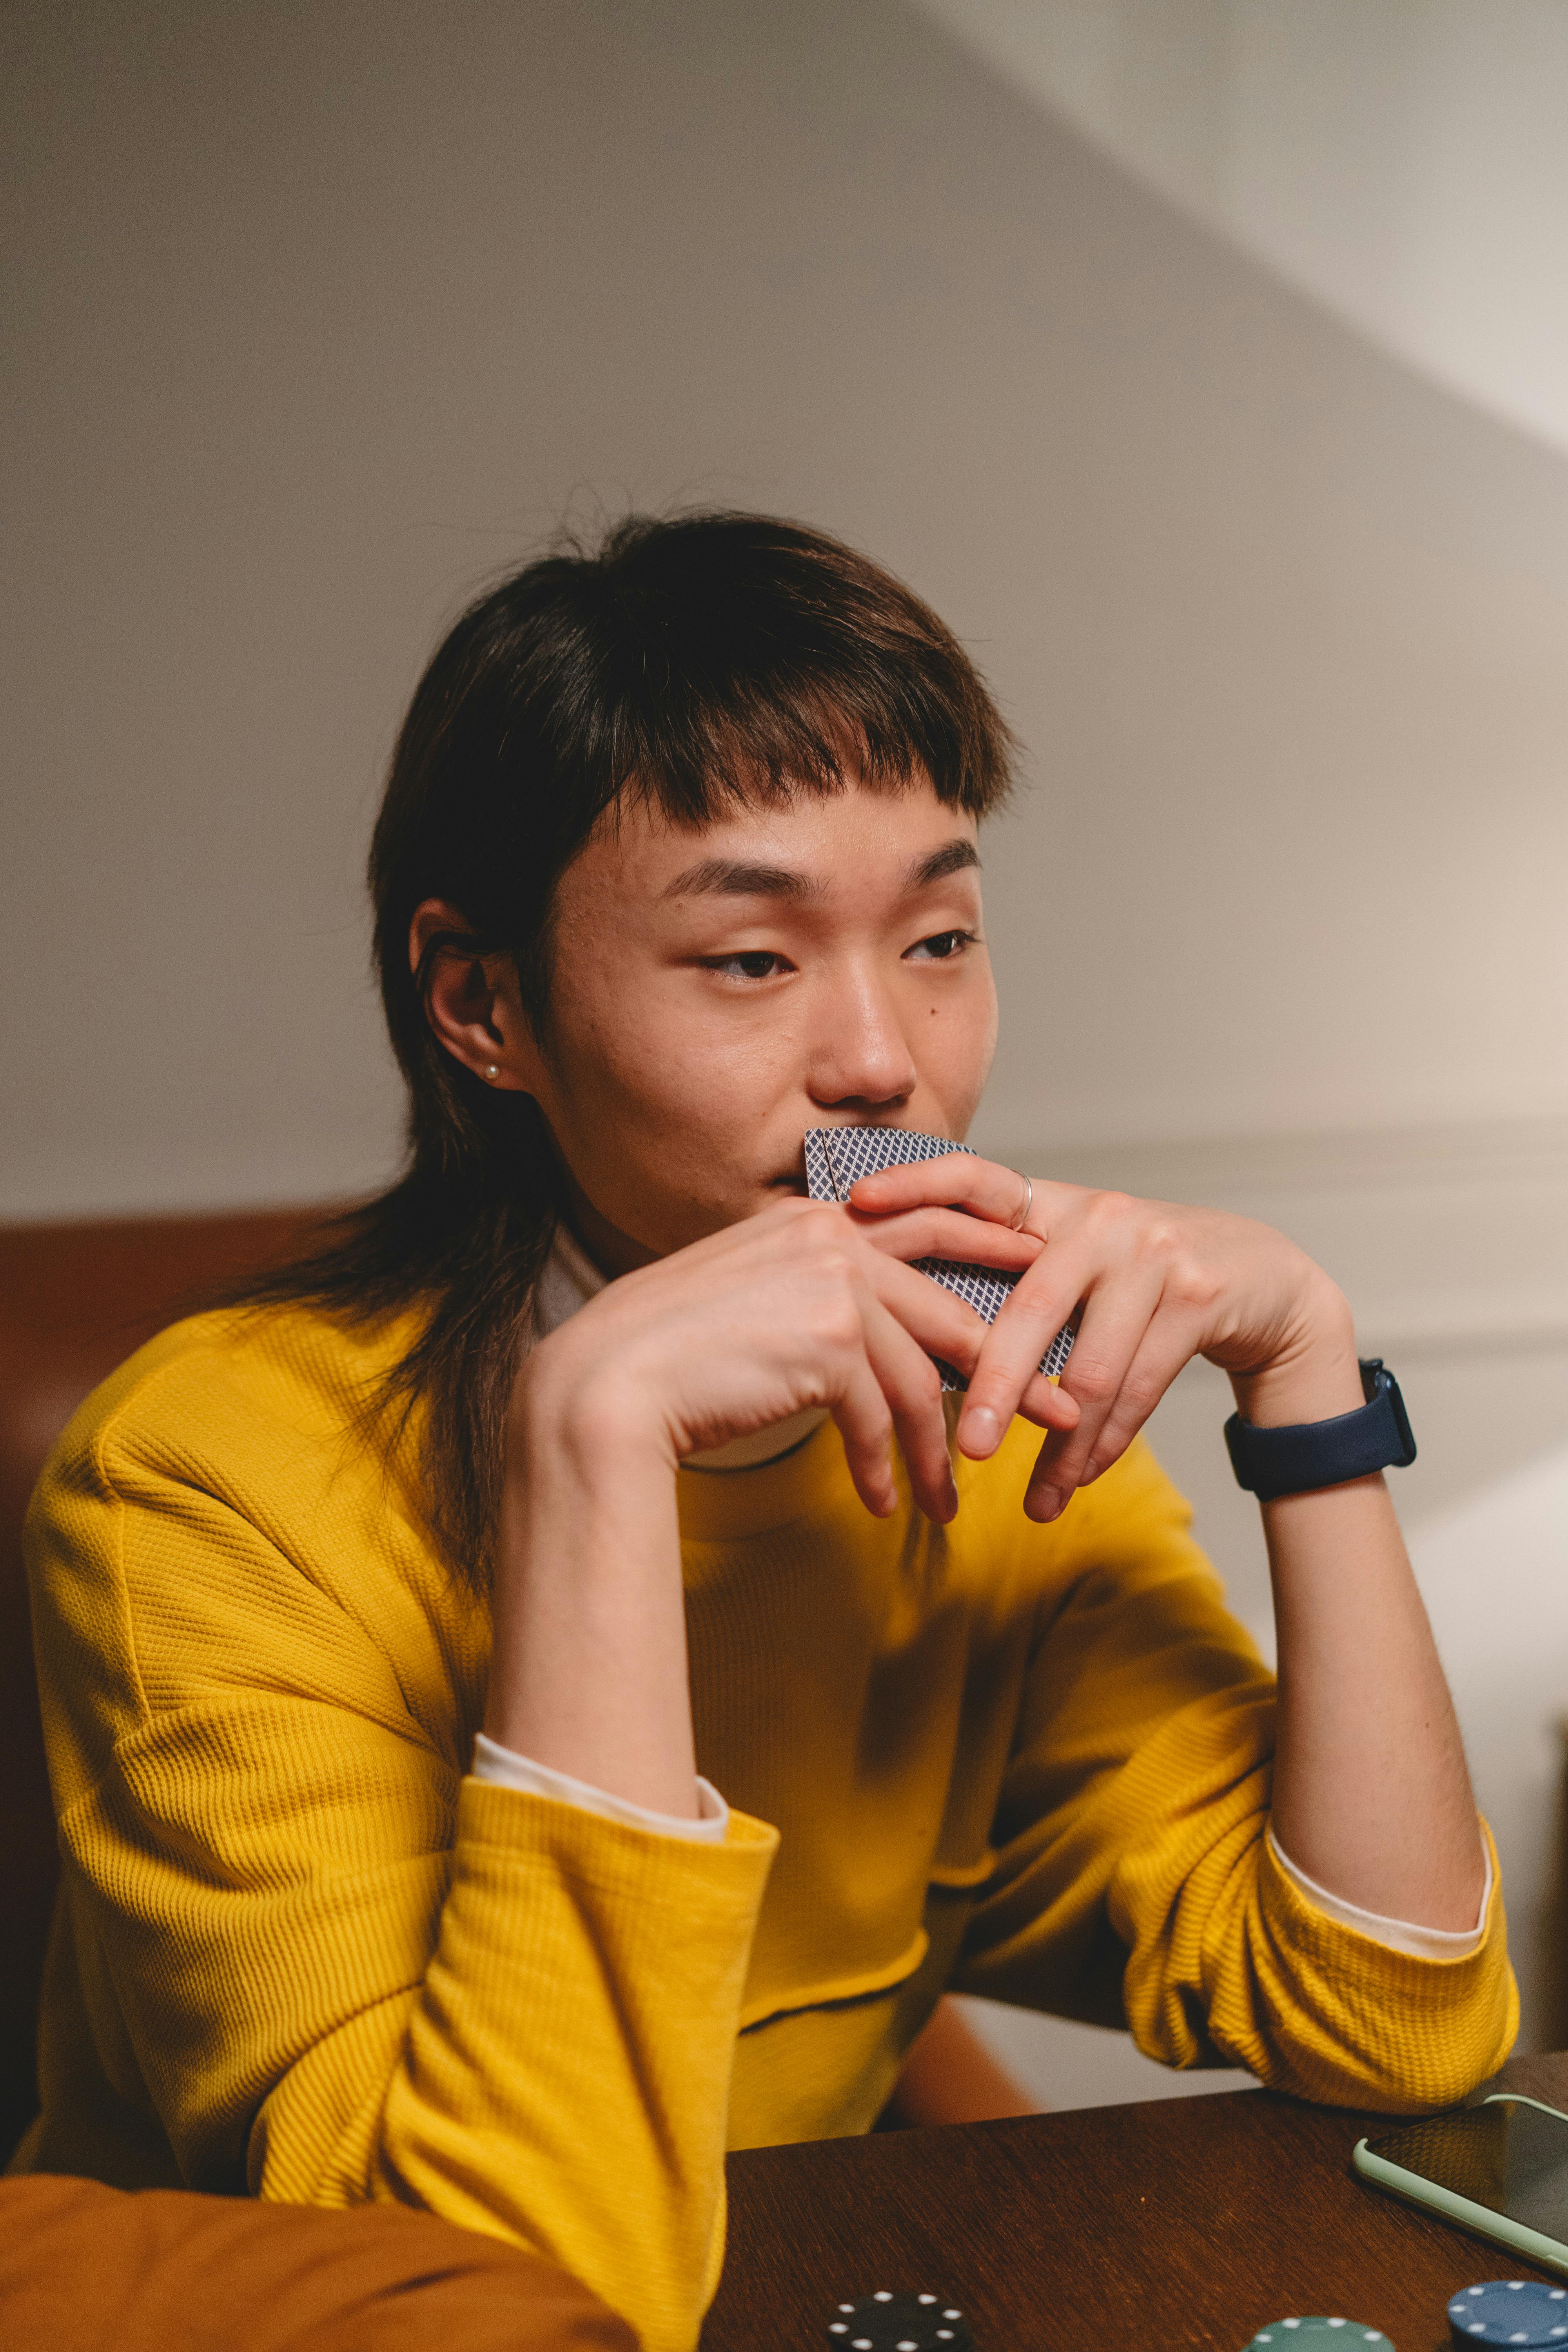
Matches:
[1224,1359,1416,1504]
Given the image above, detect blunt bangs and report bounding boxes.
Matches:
[572,511,1015,829]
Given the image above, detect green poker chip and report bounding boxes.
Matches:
[1244,2324,1395,2349]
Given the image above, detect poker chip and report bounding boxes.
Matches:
[1244,2324,1394,2347]
[1447,2279,1568,2345]
[824,2288,975,2351]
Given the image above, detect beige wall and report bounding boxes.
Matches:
[5,0,1566,2093]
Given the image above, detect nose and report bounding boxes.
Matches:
[806,961,918,1116]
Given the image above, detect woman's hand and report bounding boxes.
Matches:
[518,1192,1079,1528]
[845,1154,1359,1521]
[487,1192,1078,1811]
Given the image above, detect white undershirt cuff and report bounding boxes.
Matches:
[1267,1825,1490,1960]
[472,1731,730,1843]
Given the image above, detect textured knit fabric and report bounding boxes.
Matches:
[18,1305,1517,2352]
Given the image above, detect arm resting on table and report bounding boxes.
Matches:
[952,1439,1516,2109]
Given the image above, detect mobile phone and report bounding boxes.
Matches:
[1353,2095,1568,2276]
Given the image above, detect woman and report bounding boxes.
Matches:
[20,513,1513,2352]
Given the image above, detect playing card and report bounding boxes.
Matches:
[803,1125,1076,1392]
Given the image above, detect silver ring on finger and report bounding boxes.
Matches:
[1006,1170,1034,1232]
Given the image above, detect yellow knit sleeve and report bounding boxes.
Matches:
[251,1779,777,2350]
[27,1367,778,2352]
[952,1436,1517,2111]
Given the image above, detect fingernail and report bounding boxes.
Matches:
[1029,1486,1062,1523]
[961,1406,1000,1456]
[942,1469,959,1520]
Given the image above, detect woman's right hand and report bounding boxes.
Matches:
[515,1192,1076,1525]
[485,1193,1078,1814]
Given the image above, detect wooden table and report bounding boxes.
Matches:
[704,2054,1568,2352]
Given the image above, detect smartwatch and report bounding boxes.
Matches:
[1224,1358,1416,1504]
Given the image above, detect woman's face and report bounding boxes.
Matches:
[419,776,1000,1272]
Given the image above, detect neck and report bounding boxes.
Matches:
[552,1165,657,1281]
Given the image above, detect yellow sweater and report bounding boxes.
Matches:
[19,1304,1515,2352]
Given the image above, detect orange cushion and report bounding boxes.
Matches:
[0,2175,636,2352]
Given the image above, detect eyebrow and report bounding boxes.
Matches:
[662,837,980,904]
[907,838,981,890]
[661,858,824,902]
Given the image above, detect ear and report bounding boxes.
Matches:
[408,899,546,1094]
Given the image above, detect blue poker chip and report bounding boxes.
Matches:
[1448,2280,1568,2345]
[1245,2325,1394,2347]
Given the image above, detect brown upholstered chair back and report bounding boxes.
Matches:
[0,1208,329,2163]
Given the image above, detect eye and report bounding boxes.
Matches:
[905,929,975,962]
[703,950,789,981]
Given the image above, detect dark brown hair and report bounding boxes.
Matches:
[239,510,1015,1588]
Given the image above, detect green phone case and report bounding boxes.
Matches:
[1352,2094,1568,2278]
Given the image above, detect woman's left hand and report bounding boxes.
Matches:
[856,1149,1490,1942]
[848,1151,1359,1521]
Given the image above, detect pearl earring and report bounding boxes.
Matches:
[483,1063,500,1082]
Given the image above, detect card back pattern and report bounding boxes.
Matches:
[802,1125,1076,1392]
